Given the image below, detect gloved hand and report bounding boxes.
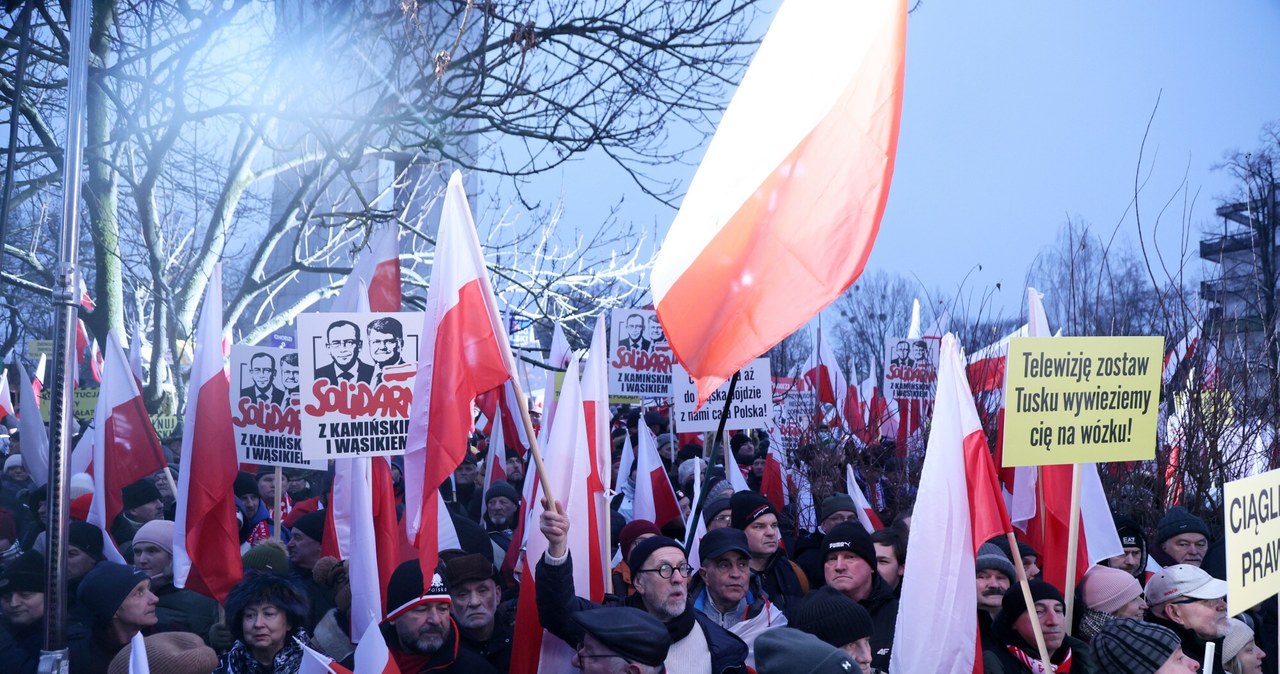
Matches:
[208,622,234,652]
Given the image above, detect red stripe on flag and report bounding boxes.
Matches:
[962,429,1012,553]
[102,398,169,530]
[368,259,402,313]
[181,374,243,601]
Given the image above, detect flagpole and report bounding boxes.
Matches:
[1007,531,1052,665]
[508,378,558,515]
[1063,463,1083,627]
[715,372,742,478]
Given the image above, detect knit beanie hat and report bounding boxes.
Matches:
[242,540,290,575]
[822,522,876,569]
[1000,578,1064,625]
[107,632,218,674]
[121,478,162,511]
[69,472,95,500]
[787,586,873,648]
[290,510,326,544]
[1156,506,1211,545]
[385,560,449,621]
[78,562,149,622]
[730,491,777,530]
[484,481,519,505]
[312,556,352,614]
[618,520,662,559]
[1223,617,1255,663]
[233,471,258,497]
[1082,564,1143,614]
[1114,514,1146,549]
[1092,618,1183,674]
[975,542,1015,581]
[628,536,683,577]
[0,551,46,594]
[132,519,174,556]
[702,496,732,526]
[755,627,859,674]
[819,494,856,521]
[4,454,22,471]
[69,520,107,562]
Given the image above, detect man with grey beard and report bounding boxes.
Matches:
[382,560,497,673]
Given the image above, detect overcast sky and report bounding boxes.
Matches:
[490,1,1280,322]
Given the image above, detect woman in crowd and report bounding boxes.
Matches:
[217,573,312,674]
[1222,618,1266,674]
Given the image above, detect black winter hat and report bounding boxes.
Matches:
[78,562,149,622]
[702,497,732,526]
[1156,506,1210,545]
[1113,514,1146,549]
[755,627,858,674]
[233,472,259,497]
[385,560,450,622]
[122,478,162,511]
[729,491,776,530]
[787,586,873,647]
[1000,578,1064,626]
[627,535,683,577]
[822,522,876,569]
[290,510,326,544]
[484,481,519,505]
[0,551,46,594]
[69,520,107,561]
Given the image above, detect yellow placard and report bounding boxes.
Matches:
[28,340,53,357]
[1225,469,1280,615]
[39,387,99,423]
[550,370,640,404]
[1001,336,1163,467]
[151,415,180,440]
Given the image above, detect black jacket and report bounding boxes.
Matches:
[752,549,806,610]
[0,617,43,674]
[791,530,826,589]
[983,633,1095,674]
[536,551,748,674]
[860,574,899,672]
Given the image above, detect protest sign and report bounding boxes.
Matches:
[1002,336,1162,467]
[150,415,179,440]
[28,339,52,358]
[769,376,815,456]
[1225,469,1280,615]
[673,358,772,432]
[40,387,97,422]
[229,345,317,469]
[609,308,674,397]
[297,312,422,460]
[883,336,940,401]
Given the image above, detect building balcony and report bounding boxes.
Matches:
[1200,231,1257,260]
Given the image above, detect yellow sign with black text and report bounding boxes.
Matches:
[1225,469,1280,615]
[1001,336,1162,466]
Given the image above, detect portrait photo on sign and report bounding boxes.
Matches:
[608,308,673,397]
[229,344,315,469]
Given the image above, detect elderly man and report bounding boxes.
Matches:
[730,492,807,609]
[538,500,748,673]
[1145,564,1229,668]
[982,579,1095,673]
[382,560,497,673]
[110,477,166,562]
[443,553,511,672]
[688,528,780,635]
[975,543,1015,650]
[1153,506,1211,567]
[573,607,672,674]
[819,522,898,672]
[793,493,860,588]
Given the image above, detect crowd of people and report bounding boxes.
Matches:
[0,406,1270,674]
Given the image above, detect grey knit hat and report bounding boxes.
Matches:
[755,627,859,674]
[1092,618,1183,674]
[1222,617,1255,664]
[975,542,1015,581]
[1155,506,1210,545]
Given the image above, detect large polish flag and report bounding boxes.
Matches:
[651,0,907,403]
[404,171,517,577]
[511,355,595,674]
[845,465,884,532]
[173,264,243,602]
[87,331,169,560]
[13,357,49,486]
[633,425,681,528]
[800,323,848,428]
[580,315,611,601]
[332,223,401,313]
[891,333,1012,674]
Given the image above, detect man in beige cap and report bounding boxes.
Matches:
[1144,564,1229,669]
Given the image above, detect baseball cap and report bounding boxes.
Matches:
[1145,564,1228,606]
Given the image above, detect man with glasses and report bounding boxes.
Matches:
[1145,564,1230,669]
[571,607,671,674]
[794,493,861,588]
[538,501,748,673]
[240,352,285,405]
[315,320,373,385]
[367,317,409,387]
[1153,506,1212,568]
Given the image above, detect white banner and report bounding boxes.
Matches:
[229,345,316,469]
[608,308,674,397]
[297,312,423,460]
[673,358,773,432]
[883,336,940,401]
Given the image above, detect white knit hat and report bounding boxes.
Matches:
[3,455,23,471]
[69,473,95,499]
[1223,617,1255,664]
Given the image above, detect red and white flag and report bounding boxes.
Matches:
[580,315,611,601]
[404,171,517,577]
[12,357,48,486]
[1162,325,1201,387]
[88,331,169,560]
[651,0,907,403]
[480,417,508,520]
[759,441,789,513]
[891,333,1012,674]
[333,223,402,313]
[845,465,883,532]
[300,642,354,674]
[173,264,243,602]
[30,353,45,401]
[0,364,14,419]
[633,425,681,528]
[353,619,399,674]
[800,323,848,428]
[127,631,150,674]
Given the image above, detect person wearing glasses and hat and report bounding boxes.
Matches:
[1145,564,1230,670]
[537,500,748,673]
